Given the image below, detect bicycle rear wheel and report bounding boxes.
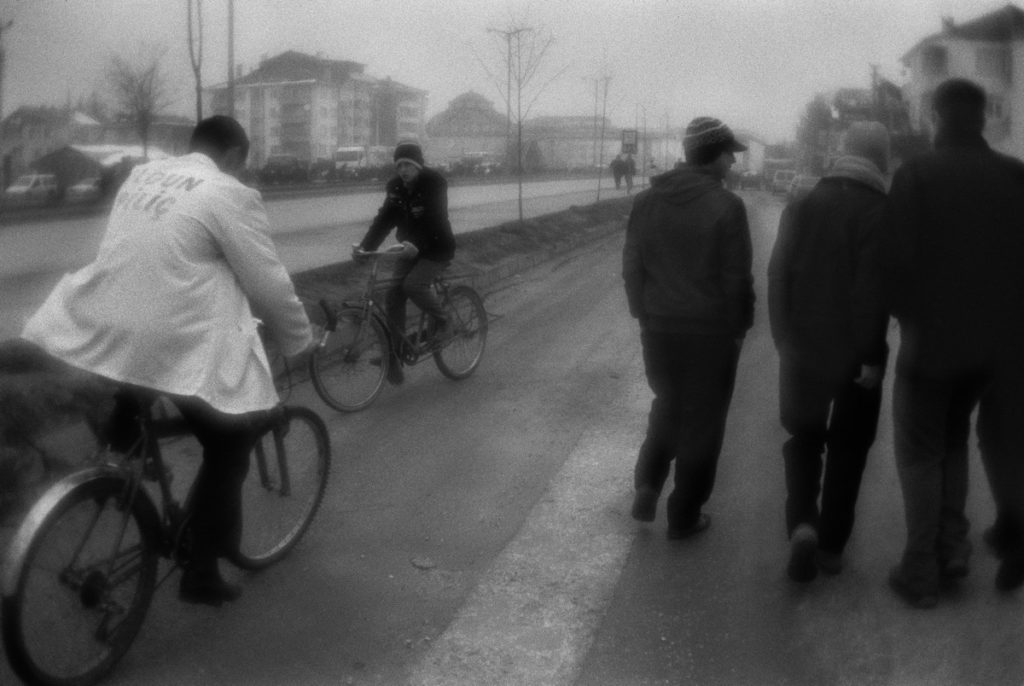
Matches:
[2,475,160,686]
[229,406,331,570]
[309,307,389,412]
[433,285,488,380]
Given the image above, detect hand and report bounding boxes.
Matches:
[351,244,370,263]
[853,364,882,390]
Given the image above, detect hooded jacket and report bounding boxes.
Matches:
[767,156,889,380]
[360,166,456,261]
[622,165,754,336]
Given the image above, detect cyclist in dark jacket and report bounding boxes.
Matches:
[355,142,456,384]
[768,121,890,582]
[623,116,754,540]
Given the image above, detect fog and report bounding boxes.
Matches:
[0,0,1009,142]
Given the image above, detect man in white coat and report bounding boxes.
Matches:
[22,116,313,605]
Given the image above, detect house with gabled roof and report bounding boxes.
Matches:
[901,3,1024,158]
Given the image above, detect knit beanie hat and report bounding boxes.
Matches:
[393,142,425,169]
[842,121,890,173]
[683,117,747,157]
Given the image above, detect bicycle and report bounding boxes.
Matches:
[1,354,331,686]
[309,243,489,412]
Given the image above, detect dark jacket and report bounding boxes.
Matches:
[622,165,754,336]
[360,167,456,261]
[883,132,1024,376]
[768,158,889,380]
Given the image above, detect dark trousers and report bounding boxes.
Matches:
[977,357,1024,564]
[633,329,741,528]
[892,366,985,590]
[386,257,450,337]
[779,359,881,554]
[107,390,260,569]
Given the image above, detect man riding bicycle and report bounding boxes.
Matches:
[353,141,456,385]
[21,115,313,606]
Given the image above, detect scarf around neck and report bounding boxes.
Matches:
[825,155,887,194]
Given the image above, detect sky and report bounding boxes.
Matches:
[0,0,1014,143]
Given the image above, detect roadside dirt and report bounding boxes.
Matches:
[0,197,633,527]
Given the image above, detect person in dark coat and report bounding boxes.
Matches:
[610,155,625,189]
[622,116,754,539]
[623,153,637,193]
[768,121,891,582]
[355,141,456,384]
[883,78,1024,607]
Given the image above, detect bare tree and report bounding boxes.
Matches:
[478,17,567,223]
[186,0,204,122]
[106,44,175,159]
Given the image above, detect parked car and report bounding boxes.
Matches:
[258,155,308,185]
[2,173,59,207]
[739,170,763,190]
[771,169,797,194]
[66,176,103,204]
[786,174,821,203]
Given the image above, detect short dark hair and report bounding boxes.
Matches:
[189,115,250,160]
[685,140,731,166]
[932,78,986,135]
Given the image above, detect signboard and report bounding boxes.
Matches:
[621,129,638,154]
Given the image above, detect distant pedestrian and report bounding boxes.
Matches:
[610,155,624,189]
[623,153,636,193]
[623,116,754,539]
[768,121,891,582]
[883,78,1024,607]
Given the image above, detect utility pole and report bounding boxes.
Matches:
[227,0,235,117]
[596,74,610,201]
[487,25,528,170]
[0,18,12,192]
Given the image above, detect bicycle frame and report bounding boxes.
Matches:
[326,250,451,366]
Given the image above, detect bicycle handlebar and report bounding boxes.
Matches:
[351,242,418,259]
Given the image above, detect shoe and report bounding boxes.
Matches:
[996,556,1024,592]
[940,556,969,580]
[787,524,818,583]
[666,513,710,540]
[179,569,242,607]
[386,360,405,385]
[815,549,843,576]
[630,487,658,522]
[984,523,1013,559]
[887,566,938,609]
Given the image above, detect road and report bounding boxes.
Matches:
[3,190,1023,686]
[0,177,621,341]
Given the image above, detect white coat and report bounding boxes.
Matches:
[22,152,312,414]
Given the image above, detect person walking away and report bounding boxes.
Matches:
[610,154,624,189]
[883,78,1024,608]
[623,116,754,539]
[21,115,313,606]
[624,153,637,194]
[354,141,456,385]
[768,122,891,582]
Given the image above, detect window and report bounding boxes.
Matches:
[987,95,1005,120]
[923,45,948,77]
[977,47,1011,81]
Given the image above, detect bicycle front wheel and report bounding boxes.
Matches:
[2,475,160,686]
[433,285,488,380]
[229,406,331,571]
[309,307,389,412]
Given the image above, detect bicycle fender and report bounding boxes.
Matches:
[1,466,160,597]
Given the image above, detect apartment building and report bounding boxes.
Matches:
[901,4,1024,158]
[205,51,427,167]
